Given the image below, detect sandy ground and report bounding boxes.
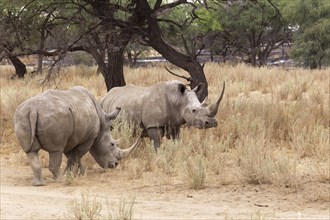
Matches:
[1,155,329,220]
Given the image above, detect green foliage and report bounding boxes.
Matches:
[0,0,31,49]
[214,0,288,65]
[194,7,222,33]
[159,5,192,47]
[0,0,88,53]
[281,0,330,68]
[159,3,221,55]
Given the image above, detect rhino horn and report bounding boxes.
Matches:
[208,81,225,117]
[117,137,141,160]
[106,107,121,121]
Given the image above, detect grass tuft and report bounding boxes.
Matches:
[66,194,102,220]
[183,155,206,190]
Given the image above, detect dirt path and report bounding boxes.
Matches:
[1,156,329,220]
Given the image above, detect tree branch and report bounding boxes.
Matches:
[157,18,183,28]
[152,0,187,17]
[195,44,205,58]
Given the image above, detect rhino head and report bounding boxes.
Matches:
[89,108,140,169]
[181,82,225,129]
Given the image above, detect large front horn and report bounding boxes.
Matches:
[208,81,225,117]
[117,137,141,160]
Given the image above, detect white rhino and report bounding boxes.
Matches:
[14,86,140,186]
[100,80,225,151]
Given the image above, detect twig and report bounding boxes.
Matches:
[254,203,269,208]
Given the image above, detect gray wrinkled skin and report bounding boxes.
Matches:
[14,86,140,186]
[100,80,225,151]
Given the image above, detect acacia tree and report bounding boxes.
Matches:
[82,0,211,99]
[1,0,134,88]
[281,0,330,69]
[0,0,79,77]
[157,4,222,63]
[1,0,213,99]
[0,1,30,77]
[125,36,150,67]
[211,0,290,66]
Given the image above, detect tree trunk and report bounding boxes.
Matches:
[37,53,44,74]
[100,51,126,91]
[317,58,322,69]
[209,47,214,62]
[8,55,27,78]
[222,46,229,63]
[310,59,317,69]
[258,52,268,66]
[127,51,133,67]
[37,29,46,74]
[249,49,258,67]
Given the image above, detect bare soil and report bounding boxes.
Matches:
[1,155,329,220]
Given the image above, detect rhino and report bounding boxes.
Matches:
[100,80,225,151]
[14,86,140,186]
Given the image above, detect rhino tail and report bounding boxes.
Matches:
[29,110,38,146]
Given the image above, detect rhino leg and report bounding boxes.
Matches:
[165,126,180,139]
[48,151,63,180]
[65,140,93,175]
[173,127,180,139]
[147,127,164,152]
[65,152,85,175]
[26,151,44,186]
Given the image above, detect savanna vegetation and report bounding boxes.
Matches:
[1,0,329,219]
[1,63,329,194]
[1,0,329,101]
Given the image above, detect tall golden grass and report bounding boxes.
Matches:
[0,63,329,193]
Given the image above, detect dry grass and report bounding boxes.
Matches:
[183,155,206,190]
[1,63,329,196]
[66,194,102,220]
[66,194,135,220]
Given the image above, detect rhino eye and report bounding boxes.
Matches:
[178,84,186,94]
[192,109,196,113]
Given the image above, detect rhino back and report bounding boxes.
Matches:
[141,82,183,128]
[14,87,100,153]
[101,82,184,129]
[101,85,146,126]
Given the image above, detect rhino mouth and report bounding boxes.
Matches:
[108,161,119,169]
[187,118,218,129]
[203,119,218,128]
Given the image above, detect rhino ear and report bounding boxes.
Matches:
[201,96,208,107]
[192,83,205,98]
[178,83,186,94]
[106,107,121,121]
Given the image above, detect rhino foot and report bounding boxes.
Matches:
[53,176,63,182]
[32,178,45,186]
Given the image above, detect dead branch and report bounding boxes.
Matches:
[165,66,191,82]
[195,44,205,58]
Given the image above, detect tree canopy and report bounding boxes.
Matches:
[0,0,328,92]
[281,0,330,68]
